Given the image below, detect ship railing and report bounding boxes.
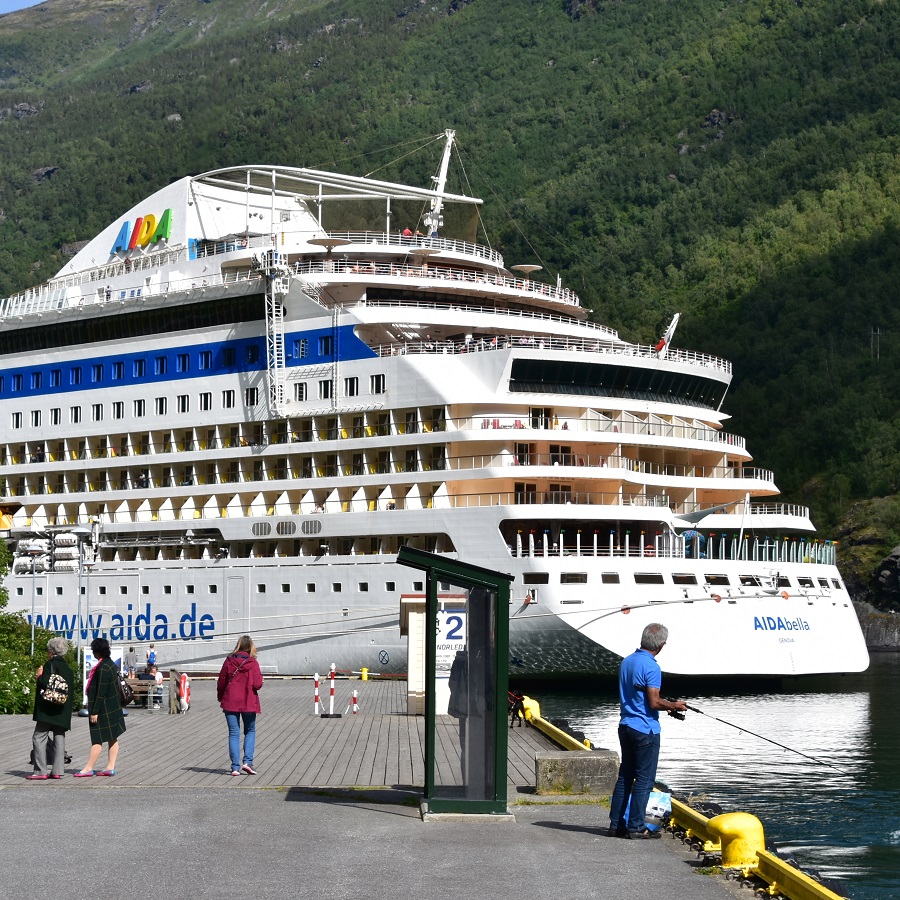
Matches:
[323,231,504,265]
[292,259,581,307]
[363,297,619,339]
[508,531,837,566]
[370,337,732,374]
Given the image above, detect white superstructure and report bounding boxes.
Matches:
[0,131,869,678]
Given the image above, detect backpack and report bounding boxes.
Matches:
[40,663,69,706]
[148,649,157,665]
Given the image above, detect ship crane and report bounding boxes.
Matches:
[422,129,455,238]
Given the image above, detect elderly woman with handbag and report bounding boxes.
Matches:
[217,635,263,776]
[28,636,75,780]
[74,637,126,777]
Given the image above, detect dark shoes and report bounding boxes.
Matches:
[607,825,661,839]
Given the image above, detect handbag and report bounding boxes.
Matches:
[118,674,135,707]
[40,663,69,706]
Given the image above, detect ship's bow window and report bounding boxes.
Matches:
[634,573,665,584]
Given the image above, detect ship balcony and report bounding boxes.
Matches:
[506,527,837,567]
[295,258,581,307]
[305,231,505,267]
[366,335,732,376]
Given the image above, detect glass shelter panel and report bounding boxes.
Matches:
[434,582,498,801]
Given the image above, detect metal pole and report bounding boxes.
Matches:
[30,561,36,658]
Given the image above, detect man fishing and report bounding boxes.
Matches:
[608,622,687,839]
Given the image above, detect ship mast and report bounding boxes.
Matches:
[422,129,455,238]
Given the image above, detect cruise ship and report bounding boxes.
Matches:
[0,130,869,678]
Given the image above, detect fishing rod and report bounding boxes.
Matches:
[677,702,851,776]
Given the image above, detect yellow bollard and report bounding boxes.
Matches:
[360,667,368,681]
[707,812,765,869]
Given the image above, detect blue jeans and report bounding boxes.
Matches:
[224,711,257,770]
[608,724,661,833]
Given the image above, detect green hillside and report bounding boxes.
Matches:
[1,0,898,590]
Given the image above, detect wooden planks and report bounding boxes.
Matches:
[1,678,557,791]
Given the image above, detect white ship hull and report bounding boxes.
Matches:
[0,132,868,679]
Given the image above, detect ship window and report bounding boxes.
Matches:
[112,361,124,380]
[11,412,22,429]
[134,359,146,378]
[797,577,814,588]
[199,351,212,370]
[244,387,258,407]
[294,383,307,402]
[119,585,127,595]
[92,364,103,383]
[70,367,82,386]
[292,339,309,359]
[134,399,145,417]
[16,587,23,596]
[155,397,167,416]
[318,336,333,356]
[154,356,167,376]
[601,572,620,584]
[634,573,665,584]
[70,406,81,424]
[371,374,385,395]
[318,380,332,400]
[832,579,841,589]
[413,581,423,591]
[705,574,730,586]
[740,575,761,587]
[164,585,172,594]
[186,585,195,594]
[345,377,358,397]
[256,584,266,593]
[222,390,235,409]
[561,573,588,584]
[31,410,41,427]
[359,582,369,592]
[55,586,63,595]
[177,353,190,373]
[672,573,697,585]
[777,576,790,587]
[385,581,396,592]
[142,585,149,594]
[306,583,316,593]
[31,372,42,389]
[281,584,290,593]
[92,404,102,422]
[50,408,60,425]
[50,369,61,387]
[523,573,550,584]
[818,578,830,589]
[113,402,124,420]
[332,583,342,592]
[199,393,212,411]
[246,344,260,364]
[177,395,189,414]
[209,585,218,594]
[11,373,22,392]
[98,586,107,596]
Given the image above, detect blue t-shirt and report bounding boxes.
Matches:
[618,648,662,735]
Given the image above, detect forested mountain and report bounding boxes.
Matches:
[1,0,898,602]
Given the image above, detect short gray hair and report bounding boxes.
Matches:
[640,623,669,652]
[47,637,69,657]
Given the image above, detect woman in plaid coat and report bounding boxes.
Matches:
[74,637,126,777]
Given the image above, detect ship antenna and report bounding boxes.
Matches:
[422,129,455,238]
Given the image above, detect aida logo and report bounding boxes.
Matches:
[111,208,173,254]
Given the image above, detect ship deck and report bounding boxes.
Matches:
[0,677,559,791]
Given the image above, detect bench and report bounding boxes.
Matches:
[126,679,165,710]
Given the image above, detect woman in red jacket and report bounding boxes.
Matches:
[216,635,264,776]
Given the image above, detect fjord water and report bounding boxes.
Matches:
[529,655,900,900]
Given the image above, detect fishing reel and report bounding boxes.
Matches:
[665,698,686,721]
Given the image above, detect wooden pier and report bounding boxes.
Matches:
[1,677,558,791]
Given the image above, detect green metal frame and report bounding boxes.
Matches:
[397,546,512,815]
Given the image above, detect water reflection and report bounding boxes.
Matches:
[527,656,900,900]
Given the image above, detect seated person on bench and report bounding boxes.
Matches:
[137,664,164,708]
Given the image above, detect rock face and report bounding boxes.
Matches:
[854,601,900,652]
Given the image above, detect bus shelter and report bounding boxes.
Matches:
[397,547,513,816]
